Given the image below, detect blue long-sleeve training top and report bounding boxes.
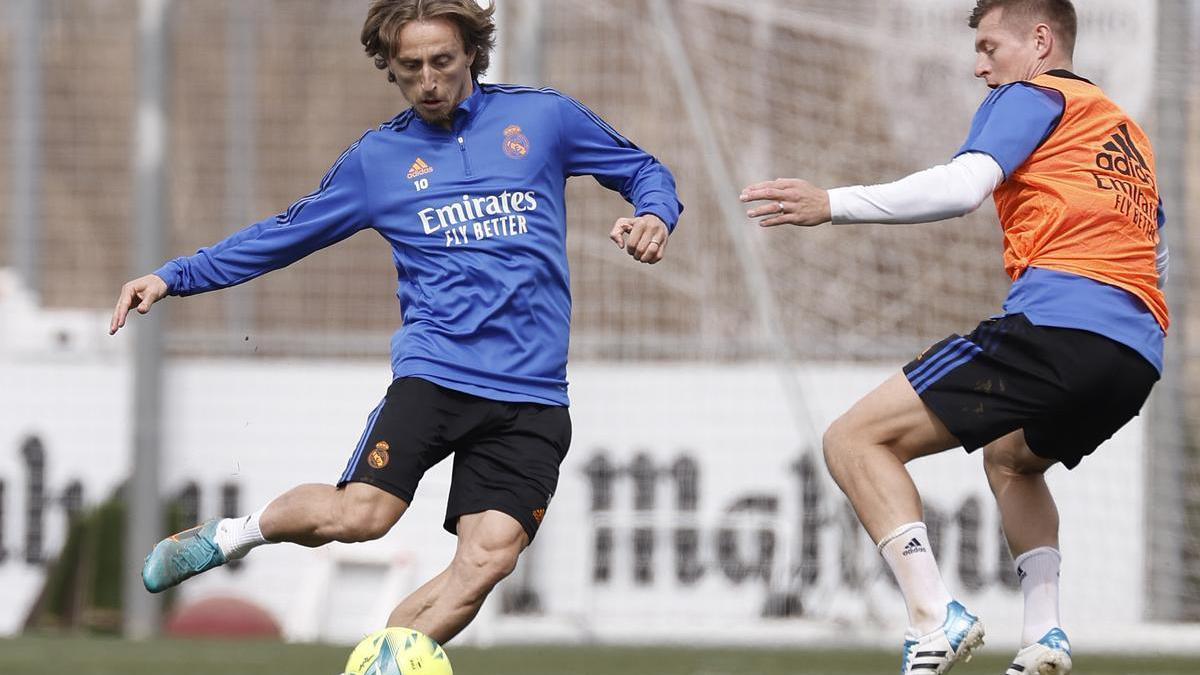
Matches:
[154,83,684,406]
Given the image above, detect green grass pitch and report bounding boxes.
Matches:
[3,635,1200,674]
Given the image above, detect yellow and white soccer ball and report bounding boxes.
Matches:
[342,627,453,675]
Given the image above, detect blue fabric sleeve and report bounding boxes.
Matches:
[155,136,372,295]
[955,83,1065,179]
[1157,197,1166,229]
[555,95,684,231]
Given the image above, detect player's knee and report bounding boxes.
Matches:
[336,510,395,542]
[334,493,402,542]
[983,452,1027,492]
[822,416,859,477]
[452,542,520,595]
[982,440,1044,481]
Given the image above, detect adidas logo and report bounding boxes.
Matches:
[1096,123,1153,186]
[1017,565,1027,582]
[902,537,927,556]
[406,157,434,180]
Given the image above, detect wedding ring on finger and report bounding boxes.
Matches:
[778,201,786,213]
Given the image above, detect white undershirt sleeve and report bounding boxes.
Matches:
[1156,235,1169,288]
[828,152,1005,225]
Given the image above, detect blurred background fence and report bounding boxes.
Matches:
[2,0,1198,642]
[3,0,1161,360]
[4,0,1193,361]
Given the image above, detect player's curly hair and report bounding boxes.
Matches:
[361,0,496,83]
[968,0,1077,56]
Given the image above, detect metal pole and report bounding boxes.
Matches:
[507,0,545,85]
[224,2,257,338]
[124,0,171,640]
[9,0,43,296]
[1146,0,1193,622]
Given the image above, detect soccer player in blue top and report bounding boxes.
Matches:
[742,1,1165,674]
[109,0,682,644]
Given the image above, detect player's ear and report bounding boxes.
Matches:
[1034,23,1053,58]
[465,47,477,70]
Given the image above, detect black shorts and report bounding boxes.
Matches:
[903,313,1158,468]
[337,377,571,541]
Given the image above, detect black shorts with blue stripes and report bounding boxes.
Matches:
[903,313,1158,469]
[337,377,571,541]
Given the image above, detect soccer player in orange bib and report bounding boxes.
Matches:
[740,2,1166,674]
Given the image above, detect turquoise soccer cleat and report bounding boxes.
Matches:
[141,519,228,593]
[1006,628,1072,675]
[899,600,986,675]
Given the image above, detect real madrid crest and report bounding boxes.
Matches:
[368,441,390,469]
[502,124,530,159]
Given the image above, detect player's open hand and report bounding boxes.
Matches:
[609,214,669,264]
[740,178,831,227]
[110,273,169,335]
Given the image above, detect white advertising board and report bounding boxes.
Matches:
[0,358,1157,652]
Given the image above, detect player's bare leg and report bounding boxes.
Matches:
[260,482,409,547]
[984,432,1072,674]
[823,371,984,673]
[142,482,406,593]
[387,510,527,644]
[822,372,960,539]
[982,431,1058,557]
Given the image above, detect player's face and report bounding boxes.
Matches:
[390,18,476,129]
[972,8,1042,88]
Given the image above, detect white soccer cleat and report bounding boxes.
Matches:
[1005,628,1072,675]
[899,600,985,675]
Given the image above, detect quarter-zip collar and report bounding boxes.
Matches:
[409,81,486,138]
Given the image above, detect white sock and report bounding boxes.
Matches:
[1014,546,1061,646]
[213,504,273,560]
[878,522,954,635]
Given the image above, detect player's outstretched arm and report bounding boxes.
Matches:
[609,213,669,264]
[741,153,1004,229]
[110,273,169,335]
[740,178,831,227]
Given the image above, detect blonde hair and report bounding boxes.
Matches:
[969,0,1077,56]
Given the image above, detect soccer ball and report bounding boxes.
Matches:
[342,627,453,675]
